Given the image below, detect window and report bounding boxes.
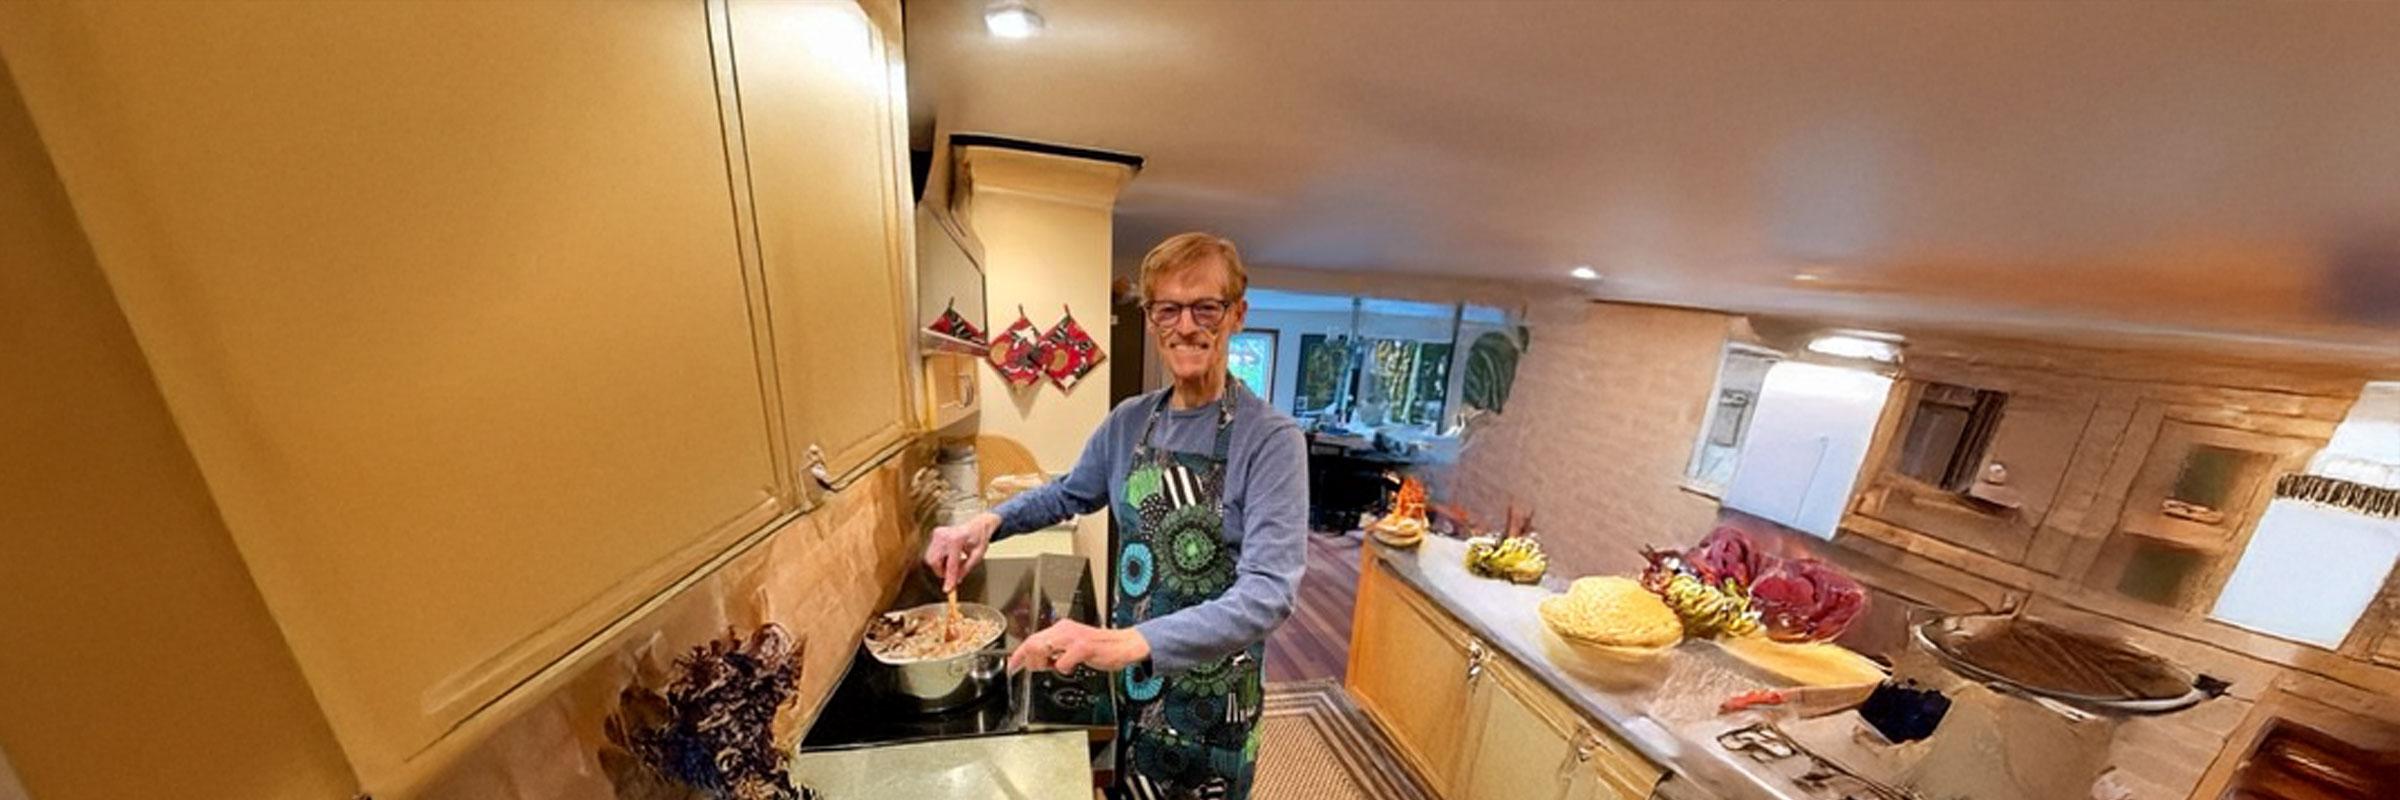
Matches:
[2205,382,2400,646]
[1895,382,2009,492]
[1294,334,1350,415]
[1251,287,1518,433]
[1227,329,1277,399]
[1685,344,1780,495]
[1359,338,1450,427]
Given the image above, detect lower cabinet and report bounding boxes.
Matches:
[1349,557,1667,800]
[1348,555,1479,793]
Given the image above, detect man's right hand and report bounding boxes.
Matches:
[924,511,1002,592]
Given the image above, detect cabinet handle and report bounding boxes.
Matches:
[805,443,835,489]
[1575,728,1602,763]
[1464,639,1487,685]
[1555,726,1586,786]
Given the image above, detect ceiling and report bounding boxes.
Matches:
[906,1,2400,362]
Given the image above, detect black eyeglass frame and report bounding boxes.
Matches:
[1140,298,1238,328]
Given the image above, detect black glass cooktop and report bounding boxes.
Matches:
[800,553,1114,751]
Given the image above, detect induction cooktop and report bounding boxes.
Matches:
[800,553,1114,751]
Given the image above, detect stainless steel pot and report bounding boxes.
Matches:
[863,602,1008,713]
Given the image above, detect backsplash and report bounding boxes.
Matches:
[414,462,918,800]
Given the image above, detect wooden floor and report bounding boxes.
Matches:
[1265,531,1364,683]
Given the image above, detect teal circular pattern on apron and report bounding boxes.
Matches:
[1123,663,1164,701]
[1157,505,1233,597]
[1119,541,1154,597]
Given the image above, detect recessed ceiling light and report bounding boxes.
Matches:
[1569,266,1600,280]
[1807,334,1903,363]
[1792,272,1823,283]
[985,1,1044,39]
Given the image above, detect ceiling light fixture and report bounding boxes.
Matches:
[1806,334,1903,363]
[985,1,1045,39]
[1792,272,1823,283]
[1569,265,1600,280]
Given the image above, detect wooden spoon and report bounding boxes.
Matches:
[944,588,960,640]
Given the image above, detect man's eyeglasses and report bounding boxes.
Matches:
[1143,299,1233,328]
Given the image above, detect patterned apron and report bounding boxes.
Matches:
[1108,390,1264,800]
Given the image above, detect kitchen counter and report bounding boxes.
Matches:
[1373,536,1853,800]
[790,729,1089,799]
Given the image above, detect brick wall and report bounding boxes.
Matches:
[1451,300,1733,578]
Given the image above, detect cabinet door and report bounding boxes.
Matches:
[729,0,918,483]
[1725,363,1895,538]
[1458,667,1579,800]
[1348,559,1478,795]
[0,1,784,787]
[1863,385,2094,562]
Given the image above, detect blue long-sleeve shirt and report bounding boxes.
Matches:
[992,381,1308,673]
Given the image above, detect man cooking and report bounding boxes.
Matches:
[924,232,1307,800]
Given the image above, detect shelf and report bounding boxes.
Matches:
[920,330,990,357]
[2115,519,2236,553]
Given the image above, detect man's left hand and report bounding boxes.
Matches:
[1007,619,1150,675]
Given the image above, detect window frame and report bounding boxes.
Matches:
[1228,328,1279,400]
[1683,342,1784,498]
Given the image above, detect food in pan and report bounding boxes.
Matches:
[1928,614,2193,701]
[1539,576,1683,649]
[863,604,1002,663]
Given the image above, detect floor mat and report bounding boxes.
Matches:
[1253,680,1435,800]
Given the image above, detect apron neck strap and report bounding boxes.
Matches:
[1138,380,1240,461]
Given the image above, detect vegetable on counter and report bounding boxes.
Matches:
[1464,534,1550,584]
[1750,558,1867,643]
[1462,505,1548,583]
[1717,682,1879,717]
[1639,527,1867,644]
[1656,571,1760,638]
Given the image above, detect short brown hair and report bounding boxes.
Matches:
[1137,232,1248,303]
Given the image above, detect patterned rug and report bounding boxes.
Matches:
[1253,681,1435,800]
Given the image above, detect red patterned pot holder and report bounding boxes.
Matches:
[922,298,989,354]
[988,307,1046,388]
[1037,305,1106,391]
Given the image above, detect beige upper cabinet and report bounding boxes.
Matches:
[0,1,784,788]
[729,0,920,484]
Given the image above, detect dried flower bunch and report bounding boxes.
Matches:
[602,625,814,800]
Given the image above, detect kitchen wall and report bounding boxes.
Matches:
[1451,301,1736,576]
[960,145,1136,591]
[0,62,356,800]
[1452,295,2400,797]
